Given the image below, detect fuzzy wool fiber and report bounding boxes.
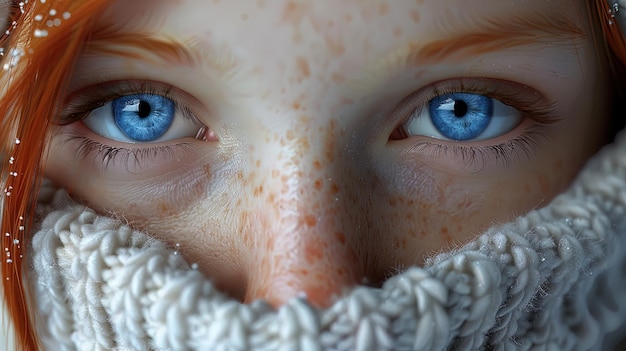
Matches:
[25,1,626,350]
[28,125,626,351]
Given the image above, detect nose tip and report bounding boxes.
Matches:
[242,230,363,308]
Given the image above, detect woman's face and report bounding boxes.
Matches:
[46,0,610,307]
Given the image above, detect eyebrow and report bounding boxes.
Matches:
[84,25,239,79]
[84,11,585,81]
[412,12,586,64]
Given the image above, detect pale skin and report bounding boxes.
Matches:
[45,0,611,308]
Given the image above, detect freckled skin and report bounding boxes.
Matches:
[46,0,611,308]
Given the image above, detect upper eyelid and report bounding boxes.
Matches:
[58,80,205,127]
[386,77,559,127]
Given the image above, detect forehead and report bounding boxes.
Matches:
[97,0,584,53]
[82,0,589,125]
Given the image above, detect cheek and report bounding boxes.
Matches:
[378,158,575,266]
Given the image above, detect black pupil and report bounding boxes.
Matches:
[138,100,151,118]
[454,100,468,118]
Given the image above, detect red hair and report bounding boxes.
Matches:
[0,1,108,349]
[0,0,624,350]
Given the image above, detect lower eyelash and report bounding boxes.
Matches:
[407,125,548,171]
[67,135,196,170]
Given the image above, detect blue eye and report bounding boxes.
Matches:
[82,93,201,143]
[429,93,492,141]
[404,92,522,142]
[113,94,175,142]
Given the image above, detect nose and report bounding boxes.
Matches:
[240,130,377,308]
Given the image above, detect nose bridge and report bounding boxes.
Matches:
[243,118,368,307]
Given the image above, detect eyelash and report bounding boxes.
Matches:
[64,135,196,169]
[59,81,203,169]
[407,127,549,169]
[395,78,560,168]
[59,78,560,170]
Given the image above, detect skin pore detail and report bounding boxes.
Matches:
[44,0,611,308]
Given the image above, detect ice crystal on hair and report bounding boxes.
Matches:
[34,14,43,21]
[62,12,71,20]
[34,29,48,38]
[3,49,24,71]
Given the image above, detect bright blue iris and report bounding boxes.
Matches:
[112,94,175,142]
[429,93,493,141]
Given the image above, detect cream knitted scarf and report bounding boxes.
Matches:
[25,2,626,350]
[28,114,626,351]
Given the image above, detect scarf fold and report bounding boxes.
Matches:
[27,129,626,350]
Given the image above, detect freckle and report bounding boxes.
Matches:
[332,73,346,83]
[284,1,297,15]
[345,13,353,22]
[330,183,340,195]
[241,13,249,21]
[305,239,323,264]
[327,20,334,28]
[296,56,311,78]
[157,202,168,214]
[329,118,337,131]
[440,227,453,245]
[254,186,264,197]
[393,27,403,37]
[334,232,346,245]
[313,160,322,170]
[304,215,317,227]
[378,3,389,15]
[292,101,302,110]
[272,169,280,178]
[324,35,346,56]
[286,130,296,141]
[255,159,261,167]
[410,10,420,24]
[314,179,323,191]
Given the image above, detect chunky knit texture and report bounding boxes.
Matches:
[27,132,626,351]
[24,2,626,350]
